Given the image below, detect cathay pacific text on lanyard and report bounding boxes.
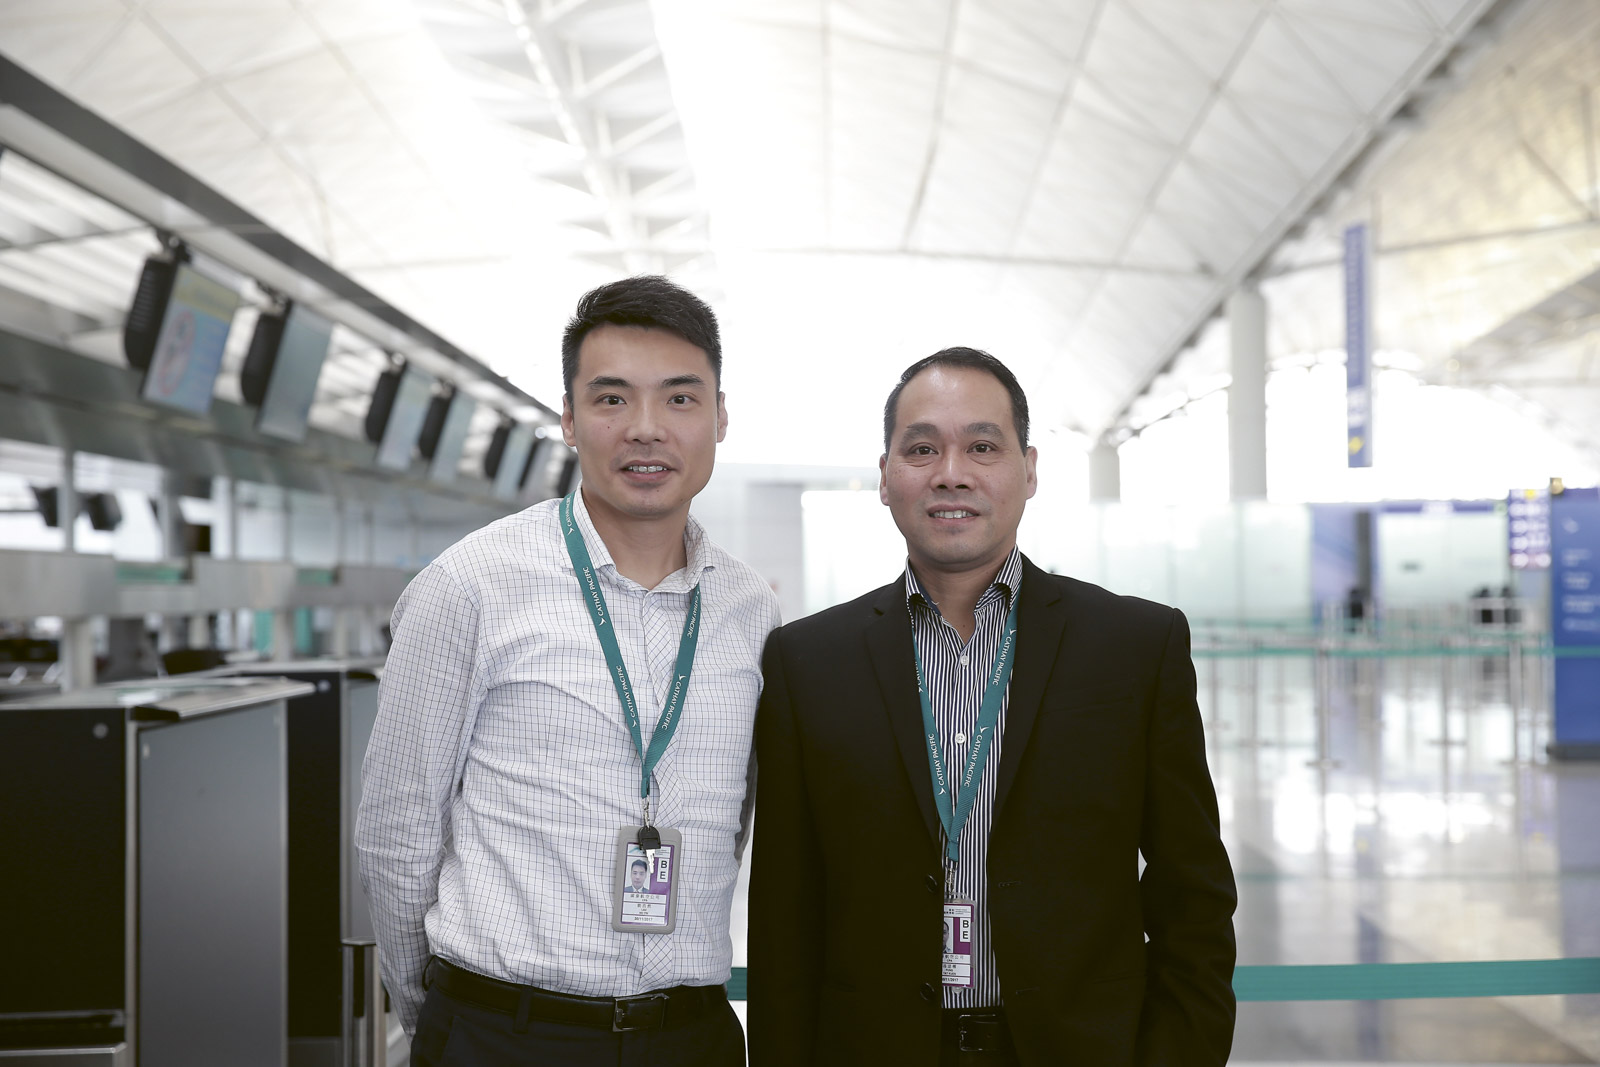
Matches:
[912,593,1019,866]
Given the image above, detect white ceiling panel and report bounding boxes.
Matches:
[911,68,1063,253]
[13,0,1591,473]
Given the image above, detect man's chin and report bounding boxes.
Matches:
[909,539,1003,572]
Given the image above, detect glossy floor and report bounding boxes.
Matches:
[1207,647,1598,1062]
[722,643,1600,1063]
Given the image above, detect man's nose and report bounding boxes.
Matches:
[932,450,973,490]
[626,402,666,442]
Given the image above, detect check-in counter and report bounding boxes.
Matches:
[0,676,312,1066]
[203,658,387,1067]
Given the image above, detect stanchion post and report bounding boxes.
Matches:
[1207,646,1223,739]
[1501,637,1531,767]
[1307,642,1341,768]
[343,939,386,1067]
[1238,639,1264,748]
[1429,639,1463,747]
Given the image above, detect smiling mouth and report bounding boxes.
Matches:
[930,509,978,519]
[622,464,670,473]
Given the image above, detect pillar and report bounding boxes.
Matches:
[1228,285,1268,501]
[60,448,78,552]
[1088,441,1121,502]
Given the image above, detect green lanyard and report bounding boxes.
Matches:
[560,490,701,799]
[912,590,1019,865]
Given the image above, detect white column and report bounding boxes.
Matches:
[1088,441,1121,502]
[160,471,185,556]
[273,610,296,661]
[1228,285,1269,501]
[218,477,239,559]
[160,471,185,649]
[331,610,352,658]
[60,448,78,552]
[281,487,294,563]
[59,618,97,693]
[55,451,97,690]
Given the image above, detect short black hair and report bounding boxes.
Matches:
[562,275,721,398]
[631,859,648,871]
[883,347,1030,452]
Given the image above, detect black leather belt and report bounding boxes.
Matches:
[425,957,725,1033]
[941,1007,1015,1055]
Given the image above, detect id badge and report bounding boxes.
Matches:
[942,901,974,987]
[610,826,682,935]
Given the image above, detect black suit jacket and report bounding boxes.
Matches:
[747,557,1236,1066]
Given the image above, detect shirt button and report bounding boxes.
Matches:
[920,982,939,1003]
[954,732,967,745]
[959,655,969,666]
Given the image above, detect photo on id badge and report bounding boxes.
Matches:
[943,902,974,986]
[611,826,682,934]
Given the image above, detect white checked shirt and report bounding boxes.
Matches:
[906,546,1021,1009]
[357,491,780,1032]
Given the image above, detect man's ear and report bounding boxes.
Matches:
[561,395,576,448]
[716,391,728,444]
[879,454,890,505]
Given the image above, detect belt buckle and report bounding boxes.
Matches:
[957,1012,1001,1053]
[612,992,669,1032]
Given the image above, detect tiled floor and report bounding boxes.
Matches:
[1204,644,1599,1062]
[724,637,1600,1063]
[390,638,1599,1065]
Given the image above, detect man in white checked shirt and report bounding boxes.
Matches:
[358,276,780,1066]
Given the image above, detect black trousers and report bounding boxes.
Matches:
[410,984,746,1067]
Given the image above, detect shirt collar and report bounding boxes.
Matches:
[904,545,1022,615]
[569,488,715,592]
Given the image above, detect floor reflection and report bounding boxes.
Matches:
[1211,648,1600,1062]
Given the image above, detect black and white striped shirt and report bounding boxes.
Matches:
[905,546,1022,1010]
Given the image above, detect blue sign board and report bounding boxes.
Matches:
[1507,489,1552,570]
[1550,487,1600,752]
[1344,223,1372,468]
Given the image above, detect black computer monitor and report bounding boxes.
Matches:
[420,390,476,483]
[243,302,334,443]
[489,422,537,501]
[135,261,242,416]
[366,363,435,471]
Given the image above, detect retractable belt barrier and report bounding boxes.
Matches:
[723,957,1600,1002]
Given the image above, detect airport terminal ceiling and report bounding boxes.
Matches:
[1,0,1599,472]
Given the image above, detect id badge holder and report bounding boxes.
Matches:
[611,826,682,934]
[942,900,974,987]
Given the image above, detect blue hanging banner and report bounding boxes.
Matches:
[1344,223,1373,468]
[1550,486,1600,758]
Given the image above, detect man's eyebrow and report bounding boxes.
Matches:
[584,375,631,390]
[898,421,940,443]
[661,374,707,389]
[898,420,1008,442]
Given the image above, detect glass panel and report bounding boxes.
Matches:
[1172,504,1240,621]
[801,490,904,614]
[1102,503,1173,603]
[1241,502,1313,622]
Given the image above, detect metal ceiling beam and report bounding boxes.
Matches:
[1103,0,1513,436]
[502,0,659,272]
[0,55,556,419]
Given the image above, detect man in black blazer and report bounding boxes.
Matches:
[748,349,1236,1065]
